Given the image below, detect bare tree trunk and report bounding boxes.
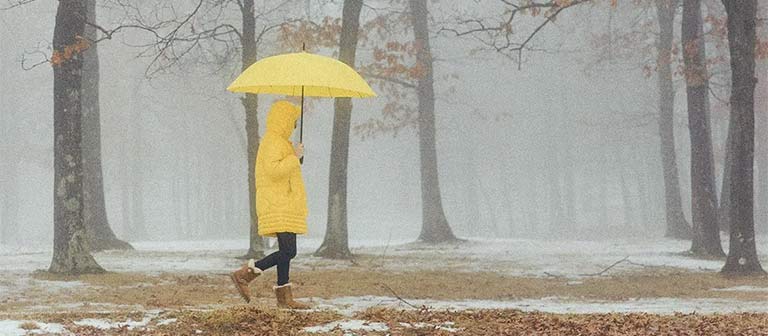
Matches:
[718,127,732,232]
[655,0,691,240]
[682,0,724,257]
[237,0,265,259]
[82,0,132,251]
[755,61,768,233]
[49,0,105,275]
[721,0,766,276]
[315,0,363,259]
[410,0,456,243]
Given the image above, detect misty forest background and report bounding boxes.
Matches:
[0,0,766,274]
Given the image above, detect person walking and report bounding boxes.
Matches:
[230,100,310,309]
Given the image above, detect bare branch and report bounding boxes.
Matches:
[0,0,35,11]
[437,0,592,68]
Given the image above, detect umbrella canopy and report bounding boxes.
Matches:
[226,51,376,98]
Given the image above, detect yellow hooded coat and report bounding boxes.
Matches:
[255,101,308,237]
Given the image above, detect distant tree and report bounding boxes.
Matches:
[681,0,724,257]
[720,0,766,276]
[82,0,133,251]
[49,0,105,275]
[314,0,364,259]
[408,0,456,243]
[654,0,692,239]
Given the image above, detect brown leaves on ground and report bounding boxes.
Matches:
[152,305,341,336]
[357,308,768,336]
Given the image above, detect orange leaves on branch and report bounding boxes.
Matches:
[50,36,90,67]
[278,17,341,52]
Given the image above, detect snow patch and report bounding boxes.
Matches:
[156,318,177,326]
[311,295,768,315]
[73,311,160,330]
[0,320,68,335]
[302,319,389,333]
[711,286,768,292]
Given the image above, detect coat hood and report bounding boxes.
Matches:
[266,100,301,139]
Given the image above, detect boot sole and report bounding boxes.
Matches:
[230,273,251,303]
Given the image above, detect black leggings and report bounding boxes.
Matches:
[253,232,297,286]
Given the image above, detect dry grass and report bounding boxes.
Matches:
[0,267,763,316]
[18,321,39,330]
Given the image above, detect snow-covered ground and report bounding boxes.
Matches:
[309,295,768,316]
[1,235,755,277]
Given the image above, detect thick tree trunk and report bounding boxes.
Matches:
[655,0,691,240]
[718,127,732,232]
[410,0,457,243]
[82,0,132,252]
[720,0,766,276]
[755,61,768,232]
[237,0,265,260]
[682,0,724,257]
[314,0,363,259]
[49,0,105,275]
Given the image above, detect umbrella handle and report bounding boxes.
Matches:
[300,86,304,165]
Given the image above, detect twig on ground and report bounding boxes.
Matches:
[543,272,564,278]
[580,256,631,277]
[377,282,419,309]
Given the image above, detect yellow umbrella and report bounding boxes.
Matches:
[227,51,376,149]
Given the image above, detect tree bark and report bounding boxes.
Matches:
[655,0,692,240]
[49,0,105,275]
[682,0,724,257]
[755,61,767,233]
[410,0,457,243]
[82,0,132,252]
[314,0,363,259]
[720,0,766,276]
[718,126,732,232]
[237,0,265,260]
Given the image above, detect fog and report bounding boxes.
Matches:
[0,0,763,247]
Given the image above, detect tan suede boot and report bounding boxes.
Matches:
[274,283,311,309]
[230,259,262,303]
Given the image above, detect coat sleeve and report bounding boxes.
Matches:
[261,139,300,178]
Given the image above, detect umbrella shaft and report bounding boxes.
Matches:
[300,86,304,143]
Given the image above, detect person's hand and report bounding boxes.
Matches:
[294,143,304,159]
